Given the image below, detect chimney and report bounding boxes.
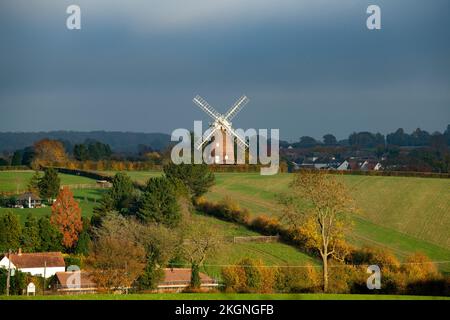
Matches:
[18,248,22,256]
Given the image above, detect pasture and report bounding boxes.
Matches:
[1,170,449,274]
[206,173,450,271]
[0,170,97,193]
[97,171,450,272]
[0,170,317,279]
[193,212,318,278]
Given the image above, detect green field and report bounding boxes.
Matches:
[1,170,449,274]
[0,170,97,192]
[0,186,106,223]
[206,173,450,271]
[1,293,448,300]
[192,212,318,278]
[0,171,316,280]
[97,171,450,272]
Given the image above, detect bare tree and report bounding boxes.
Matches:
[182,221,222,288]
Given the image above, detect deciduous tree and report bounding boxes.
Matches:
[38,216,63,252]
[279,170,354,292]
[51,187,83,249]
[21,213,41,252]
[0,211,21,252]
[87,213,146,292]
[32,139,68,167]
[182,221,221,288]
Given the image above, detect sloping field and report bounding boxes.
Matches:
[207,173,450,246]
[94,171,450,268]
[0,170,97,192]
[189,212,319,278]
[4,170,447,272]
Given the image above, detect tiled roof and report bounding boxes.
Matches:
[9,252,65,268]
[16,192,41,201]
[55,271,96,288]
[161,268,215,285]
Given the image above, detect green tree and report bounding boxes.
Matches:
[27,171,41,194]
[73,144,89,161]
[138,177,181,227]
[94,173,136,218]
[0,211,22,252]
[190,263,201,289]
[11,150,23,166]
[136,224,180,290]
[323,134,337,146]
[21,214,41,252]
[163,163,215,199]
[74,218,92,255]
[38,216,63,252]
[38,168,61,201]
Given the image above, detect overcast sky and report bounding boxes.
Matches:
[0,0,449,141]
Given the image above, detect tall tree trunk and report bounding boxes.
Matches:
[322,254,328,293]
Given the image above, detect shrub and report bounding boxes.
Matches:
[196,197,250,225]
[275,264,321,293]
[221,258,276,293]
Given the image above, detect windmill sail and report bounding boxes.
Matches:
[193,95,221,120]
[224,95,249,121]
[194,126,219,150]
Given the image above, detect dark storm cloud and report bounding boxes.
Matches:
[0,0,449,140]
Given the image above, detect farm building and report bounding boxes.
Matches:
[52,271,97,294]
[51,268,219,294]
[15,192,42,208]
[157,268,219,292]
[0,251,65,278]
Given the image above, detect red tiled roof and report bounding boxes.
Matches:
[161,268,215,284]
[55,271,96,288]
[9,252,65,268]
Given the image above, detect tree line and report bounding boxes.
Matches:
[283,124,450,149]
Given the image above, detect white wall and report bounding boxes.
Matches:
[0,256,16,269]
[20,267,66,278]
[0,257,64,278]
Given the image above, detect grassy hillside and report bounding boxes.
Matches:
[204,173,450,271]
[206,173,450,248]
[0,170,97,192]
[0,171,316,280]
[93,171,450,268]
[2,170,449,273]
[192,212,318,278]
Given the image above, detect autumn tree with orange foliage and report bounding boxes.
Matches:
[33,139,68,168]
[50,187,83,249]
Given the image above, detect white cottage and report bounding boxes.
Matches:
[0,251,65,278]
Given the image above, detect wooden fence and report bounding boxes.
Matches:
[232,235,280,243]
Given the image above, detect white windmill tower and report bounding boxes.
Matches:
[193,95,250,164]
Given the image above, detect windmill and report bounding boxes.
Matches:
[193,95,250,164]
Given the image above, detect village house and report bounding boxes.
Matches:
[51,268,219,294]
[15,192,42,208]
[52,271,97,294]
[157,268,219,292]
[0,251,65,278]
